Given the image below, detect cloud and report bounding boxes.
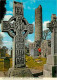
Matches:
[43,21,50,31]
[3,41,13,44]
[6,11,13,14]
[0,24,6,37]
[0,32,6,37]
[3,41,13,46]
[32,21,35,26]
[3,15,12,21]
[3,41,13,49]
[25,39,34,45]
[28,39,34,43]
[26,39,34,43]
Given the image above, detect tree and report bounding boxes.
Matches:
[0,46,8,57]
[0,0,6,23]
[0,34,3,47]
[43,29,51,40]
[44,53,46,58]
[5,53,10,57]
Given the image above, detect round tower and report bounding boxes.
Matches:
[35,5,42,42]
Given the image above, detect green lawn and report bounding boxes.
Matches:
[25,55,47,70]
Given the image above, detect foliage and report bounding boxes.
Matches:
[25,55,46,70]
[0,46,8,57]
[44,53,46,58]
[5,53,10,57]
[43,29,51,40]
[0,34,3,47]
[25,46,29,54]
[0,58,12,71]
[0,0,6,23]
[0,55,46,71]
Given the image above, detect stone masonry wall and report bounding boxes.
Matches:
[41,40,51,57]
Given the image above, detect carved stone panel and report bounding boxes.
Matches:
[54,28,57,54]
[2,21,11,31]
[15,7,23,16]
[15,35,25,67]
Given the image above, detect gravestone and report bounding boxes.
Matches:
[4,57,10,70]
[41,40,51,57]
[43,14,57,77]
[1,1,33,77]
[29,41,41,58]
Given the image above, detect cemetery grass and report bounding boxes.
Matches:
[0,59,4,71]
[0,58,12,71]
[25,55,46,71]
[0,56,46,71]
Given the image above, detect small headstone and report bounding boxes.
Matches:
[4,57,10,70]
[41,40,51,57]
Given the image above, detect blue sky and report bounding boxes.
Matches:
[0,0,56,49]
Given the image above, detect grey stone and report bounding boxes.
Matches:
[8,68,33,77]
[1,1,33,68]
[43,69,52,77]
[35,5,42,41]
[43,66,57,77]
[43,14,57,77]
[1,1,33,77]
[41,40,51,57]
[29,5,42,58]
[46,55,57,65]
[29,40,41,58]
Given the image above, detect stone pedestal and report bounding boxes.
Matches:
[8,67,33,77]
[43,55,57,77]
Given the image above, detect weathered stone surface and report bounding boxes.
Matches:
[47,55,57,65]
[43,14,57,77]
[29,41,41,58]
[43,69,52,77]
[44,64,52,71]
[43,55,57,77]
[43,66,57,77]
[41,40,51,57]
[8,68,33,77]
[29,5,42,58]
[35,5,42,41]
[1,1,33,68]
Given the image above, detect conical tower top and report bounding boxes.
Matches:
[38,5,42,8]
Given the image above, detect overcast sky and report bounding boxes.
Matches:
[0,0,56,49]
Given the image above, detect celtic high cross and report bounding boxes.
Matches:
[1,1,33,68]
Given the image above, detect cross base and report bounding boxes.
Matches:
[43,66,57,77]
[43,55,57,77]
[8,67,33,77]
